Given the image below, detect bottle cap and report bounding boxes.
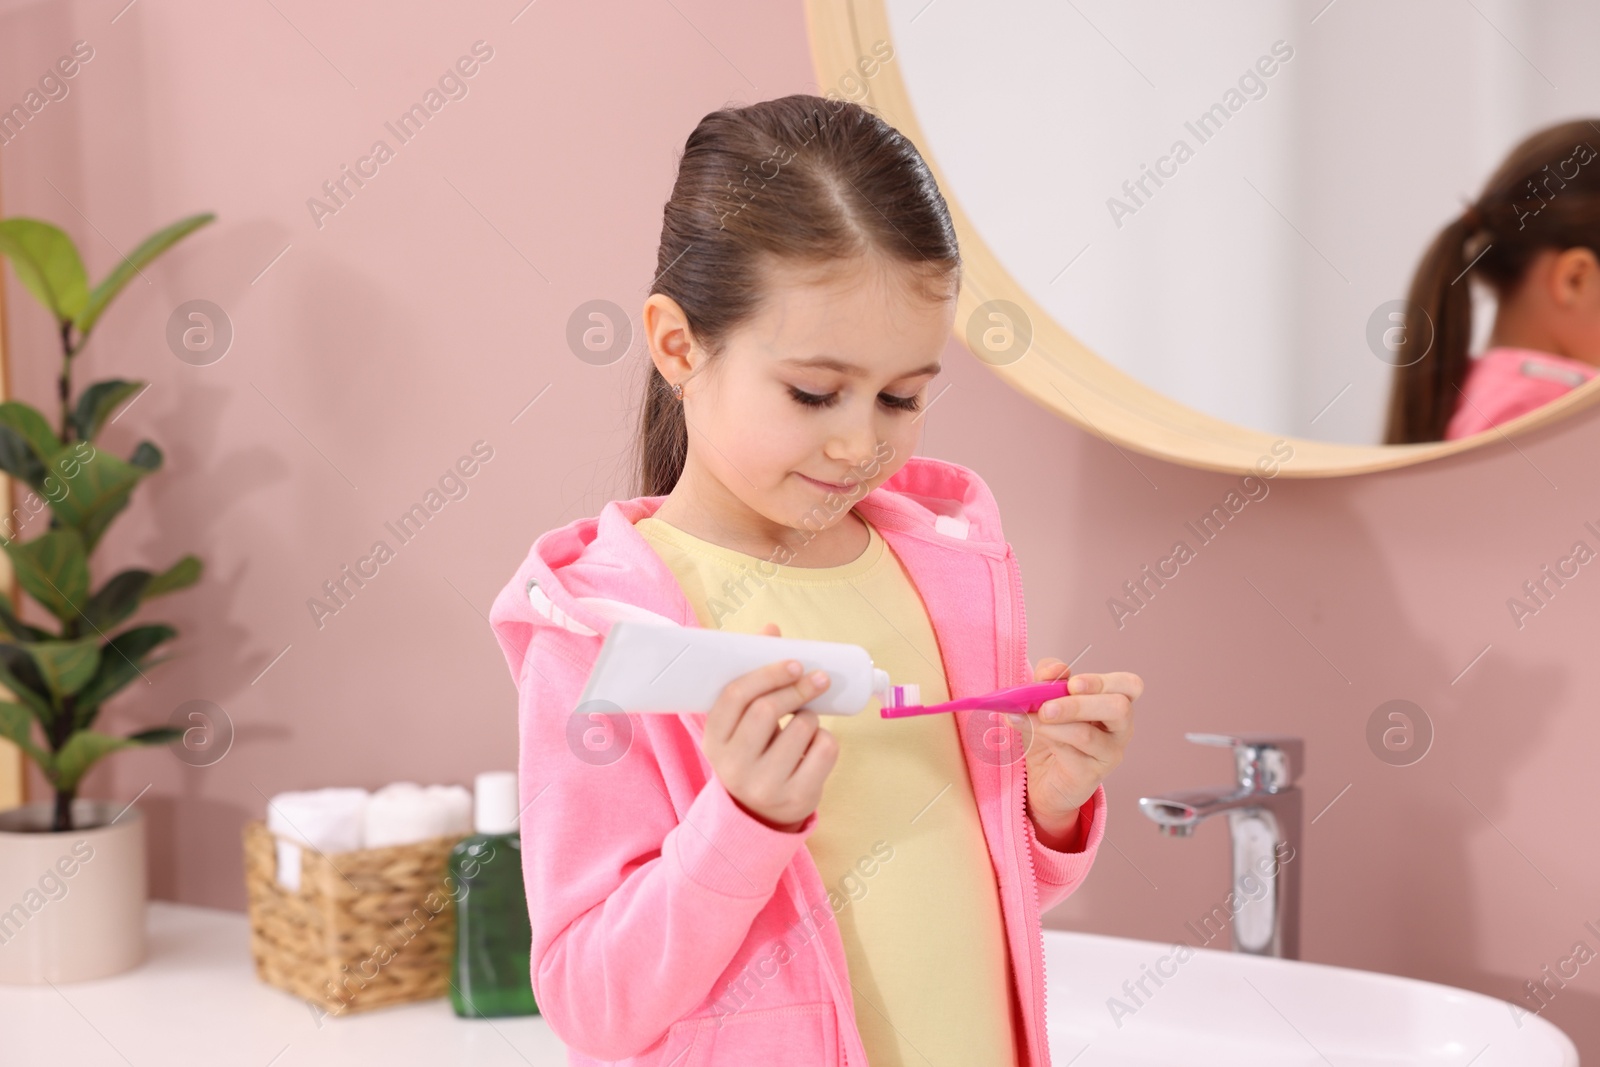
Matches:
[474,771,520,835]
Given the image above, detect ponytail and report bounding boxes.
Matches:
[1382,211,1479,443]
[1384,119,1600,444]
[638,363,688,498]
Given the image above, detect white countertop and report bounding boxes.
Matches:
[0,902,570,1066]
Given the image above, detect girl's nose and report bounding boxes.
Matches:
[826,422,881,469]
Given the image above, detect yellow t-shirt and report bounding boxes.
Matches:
[636,513,1018,1067]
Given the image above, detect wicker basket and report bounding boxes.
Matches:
[242,819,467,1016]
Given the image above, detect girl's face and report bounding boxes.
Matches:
[645,254,957,550]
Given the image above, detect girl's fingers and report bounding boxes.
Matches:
[1033,657,1071,682]
[1068,671,1144,702]
[1040,719,1119,769]
[1044,693,1133,739]
[707,658,807,746]
[1051,671,1143,739]
[729,671,827,756]
[789,723,839,795]
[710,617,790,742]
[761,707,823,775]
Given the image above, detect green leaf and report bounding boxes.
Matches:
[21,638,101,699]
[0,218,89,324]
[0,592,50,642]
[78,487,132,556]
[0,402,63,467]
[0,644,58,724]
[51,730,143,793]
[0,424,48,490]
[145,555,201,599]
[0,700,49,767]
[2,528,90,624]
[128,726,183,745]
[74,212,215,338]
[81,569,153,632]
[70,624,177,723]
[75,654,175,735]
[128,441,162,472]
[40,444,144,534]
[71,380,146,443]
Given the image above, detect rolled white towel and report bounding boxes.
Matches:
[266,787,368,891]
[364,782,473,848]
[429,784,473,837]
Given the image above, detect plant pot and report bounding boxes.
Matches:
[0,800,147,984]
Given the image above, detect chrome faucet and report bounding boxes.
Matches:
[1138,733,1303,959]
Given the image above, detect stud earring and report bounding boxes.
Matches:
[671,382,684,400]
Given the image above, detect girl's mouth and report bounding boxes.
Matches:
[797,473,857,493]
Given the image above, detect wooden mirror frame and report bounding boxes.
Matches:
[805,0,1600,476]
[0,169,20,809]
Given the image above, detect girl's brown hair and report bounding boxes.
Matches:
[635,94,961,496]
[1384,119,1600,444]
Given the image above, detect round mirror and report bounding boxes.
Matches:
[807,0,1600,475]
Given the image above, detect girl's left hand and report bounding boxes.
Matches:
[1016,657,1141,850]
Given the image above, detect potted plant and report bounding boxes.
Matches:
[0,212,211,983]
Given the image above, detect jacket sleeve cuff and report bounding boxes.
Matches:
[668,774,819,900]
[1029,783,1106,899]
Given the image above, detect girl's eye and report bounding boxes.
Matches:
[880,392,923,412]
[787,385,923,413]
[788,386,837,408]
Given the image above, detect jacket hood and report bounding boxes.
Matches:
[488,455,1004,685]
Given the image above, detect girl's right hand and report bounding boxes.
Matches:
[700,622,839,833]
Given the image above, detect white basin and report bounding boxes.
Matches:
[1044,929,1579,1065]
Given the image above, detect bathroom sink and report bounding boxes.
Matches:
[1043,929,1579,1065]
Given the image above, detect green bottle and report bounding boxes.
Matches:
[449,771,539,1018]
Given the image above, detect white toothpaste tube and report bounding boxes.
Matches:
[573,621,917,716]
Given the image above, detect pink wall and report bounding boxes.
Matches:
[2,0,1597,1053]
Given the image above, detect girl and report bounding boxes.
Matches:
[1386,118,1600,443]
[490,94,1141,1066]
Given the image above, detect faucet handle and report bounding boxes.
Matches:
[1185,732,1302,792]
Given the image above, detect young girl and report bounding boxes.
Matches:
[1385,118,1600,443]
[490,94,1141,1066]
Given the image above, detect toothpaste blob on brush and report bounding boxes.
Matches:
[888,683,920,708]
[879,678,1073,719]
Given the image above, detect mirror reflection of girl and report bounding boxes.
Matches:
[489,96,1141,1066]
[1385,119,1600,443]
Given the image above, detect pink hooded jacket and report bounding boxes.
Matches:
[488,455,1108,1065]
[1445,345,1598,440]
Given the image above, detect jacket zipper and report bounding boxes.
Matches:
[1005,547,1049,1067]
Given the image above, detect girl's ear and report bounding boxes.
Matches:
[643,292,697,383]
[1551,246,1600,308]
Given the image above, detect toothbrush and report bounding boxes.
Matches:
[880,678,1073,719]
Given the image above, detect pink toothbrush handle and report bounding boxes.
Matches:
[880,679,1072,719]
